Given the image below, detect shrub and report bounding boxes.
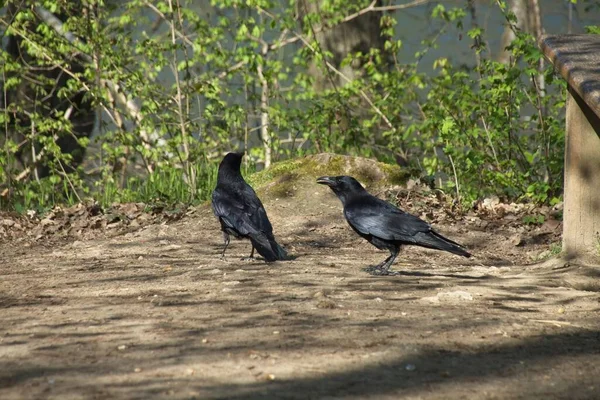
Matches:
[0,1,571,210]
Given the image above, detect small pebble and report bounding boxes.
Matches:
[118,345,127,351]
[405,364,416,371]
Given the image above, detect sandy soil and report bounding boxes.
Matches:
[1,186,600,400]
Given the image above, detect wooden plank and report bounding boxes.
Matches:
[539,34,600,120]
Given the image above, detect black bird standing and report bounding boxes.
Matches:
[316,175,471,275]
[212,152,287,262]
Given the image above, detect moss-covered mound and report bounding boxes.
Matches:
[247,153,409,199]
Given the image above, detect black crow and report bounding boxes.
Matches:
[212,152,287,262]
[316,175,471,275]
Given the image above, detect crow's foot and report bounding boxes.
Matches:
[364,266,400,276]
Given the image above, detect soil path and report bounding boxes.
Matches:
[1,188,599,399]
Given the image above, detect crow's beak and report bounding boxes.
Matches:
[316,176,335,186]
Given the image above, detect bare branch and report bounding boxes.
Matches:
[372,0,432,12]
[447,153,461,203]
[480,115,501,170]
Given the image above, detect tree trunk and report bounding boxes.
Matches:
[499,0,530,64]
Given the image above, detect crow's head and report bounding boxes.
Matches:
[222,151,243,165]
[316,175,366,203]
[217,152,245,179]
[219,151,244,169]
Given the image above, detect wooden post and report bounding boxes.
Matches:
[539,34,600,264]
[563,87,600,260]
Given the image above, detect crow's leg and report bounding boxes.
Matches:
[367,247,399,276]
[241,245,255,261]
[378,248,399,275]
[220,232,231,259]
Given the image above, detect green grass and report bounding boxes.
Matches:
[2,154,409,214]
[1,161,220,214]
[97,163,218,207]
[549,243,562,257]
[99,162,220,208]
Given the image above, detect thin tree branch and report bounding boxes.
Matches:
[168,0,195,191]
[340,0,431,25]
[256,0,431,50]
[447,153,461,202]
[144,1,194,47]
[293,32,394,130]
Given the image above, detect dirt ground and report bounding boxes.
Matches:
[1,183,600,400]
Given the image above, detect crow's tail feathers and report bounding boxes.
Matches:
[249,233,287,262]
[416,231,472,258]
[270,239,288,260]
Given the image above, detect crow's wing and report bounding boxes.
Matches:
[239,183,274,236]
[212,184,274,237]
[344,196,432,243]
